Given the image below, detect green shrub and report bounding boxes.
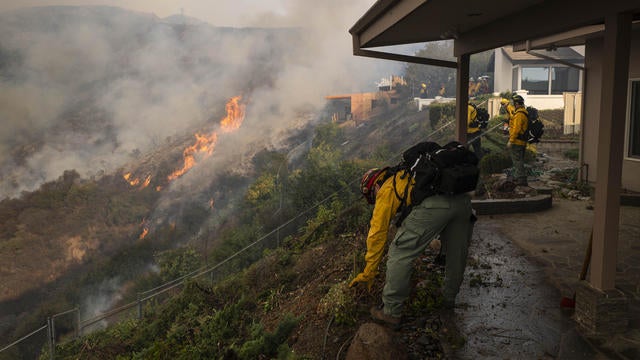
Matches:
[236,314,299,359]
[479,152,512,175]
[564,148,579,160]
[317,281,357,325]
[428,102,455,128]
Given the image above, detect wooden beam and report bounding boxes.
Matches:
[353,46,457,68]
[590,12,632,290]
[456,54,470,144]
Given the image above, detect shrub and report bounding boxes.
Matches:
[428,102,455,128]
[317,281,357,325]
[479,152,512,175]
[564,148,579,160]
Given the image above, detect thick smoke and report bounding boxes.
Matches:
[0,2,401,199]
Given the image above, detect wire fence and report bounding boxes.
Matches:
[0,104,497,359]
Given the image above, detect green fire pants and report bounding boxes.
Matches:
[382,194,473,317]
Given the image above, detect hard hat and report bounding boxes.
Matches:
[512,94,525,104]
[500,98,510,105]
[360,168,387,205]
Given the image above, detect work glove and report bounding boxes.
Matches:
[349,271,376,290]
[506,141,512,148]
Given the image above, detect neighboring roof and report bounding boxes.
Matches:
[502,46,584,63]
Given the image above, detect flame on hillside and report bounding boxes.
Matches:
[123,173,151,189]
[168,95,245,181]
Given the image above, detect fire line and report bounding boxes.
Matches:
[168,95,245,181]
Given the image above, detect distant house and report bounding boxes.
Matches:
[494,46,584,110]
[325,75,406,124]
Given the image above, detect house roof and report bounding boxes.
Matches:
[501,46,584,64]
[350,0,640,58]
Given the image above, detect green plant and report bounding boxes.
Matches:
[155,247,202,282]
[478,152,512,175]
[428,102,456,128]
[236,314,299,359]
[564,148,579,160]
[317,281,357,325]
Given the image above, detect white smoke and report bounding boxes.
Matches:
[0,2,401,199]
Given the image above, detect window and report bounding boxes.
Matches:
[551,67,580,94]
[517,65,581,95]
[522,67,549,95]
[629,80,640,158]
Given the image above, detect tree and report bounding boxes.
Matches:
[403,41,494,98]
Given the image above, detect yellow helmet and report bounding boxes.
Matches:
[500,98,510,105]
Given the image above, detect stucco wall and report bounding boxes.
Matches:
[583,31,640,192]
[493,48,512,93]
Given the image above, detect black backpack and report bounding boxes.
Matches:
[474,105,490,129]
[523,106,544,143]
[394,141,479,225]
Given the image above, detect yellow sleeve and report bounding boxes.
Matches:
[362,173,410,277]
[467,105,477,127]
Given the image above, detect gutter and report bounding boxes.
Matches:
[525,40,585,70]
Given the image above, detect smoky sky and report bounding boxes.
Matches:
[0,1,402,199]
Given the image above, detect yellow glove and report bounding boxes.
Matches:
[349,271,376,290]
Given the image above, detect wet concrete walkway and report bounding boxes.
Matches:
[452,198,640,359]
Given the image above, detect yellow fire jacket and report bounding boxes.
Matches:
[350,170,413,288]
[467,105,480,135]
[509,107,528,146]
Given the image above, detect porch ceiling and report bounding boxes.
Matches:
[350,0,640,57]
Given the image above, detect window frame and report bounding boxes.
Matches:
[625,78,640,161]
[515,65,582,95]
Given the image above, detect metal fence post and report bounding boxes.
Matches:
[76,306,81,338]
[47,317,54,360]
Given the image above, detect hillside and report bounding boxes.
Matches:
[8,102,457,360]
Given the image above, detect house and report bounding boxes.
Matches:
[494,45,584,110]
[493,45,585,133]
[324,75,406,125]
[349,0,640,337]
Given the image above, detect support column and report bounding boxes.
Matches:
[456,54,470,144]
[575,11,631,338]
[590,12,631,291]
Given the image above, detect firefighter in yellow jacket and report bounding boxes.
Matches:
[507,94,529,186]
[467,104,482,159]
[350,144,475,328]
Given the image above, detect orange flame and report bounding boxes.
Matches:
[168,132,219,181]
[123,172,139,186]
[139,227,149,239]
[123,172,152,189]
[168,96,245,181]
[220,95,245,132]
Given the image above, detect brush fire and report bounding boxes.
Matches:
[168,95,245,181]
[124,96,246,240]
[122,96,246,187]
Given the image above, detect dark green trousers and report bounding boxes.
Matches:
[382,194,473,317]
